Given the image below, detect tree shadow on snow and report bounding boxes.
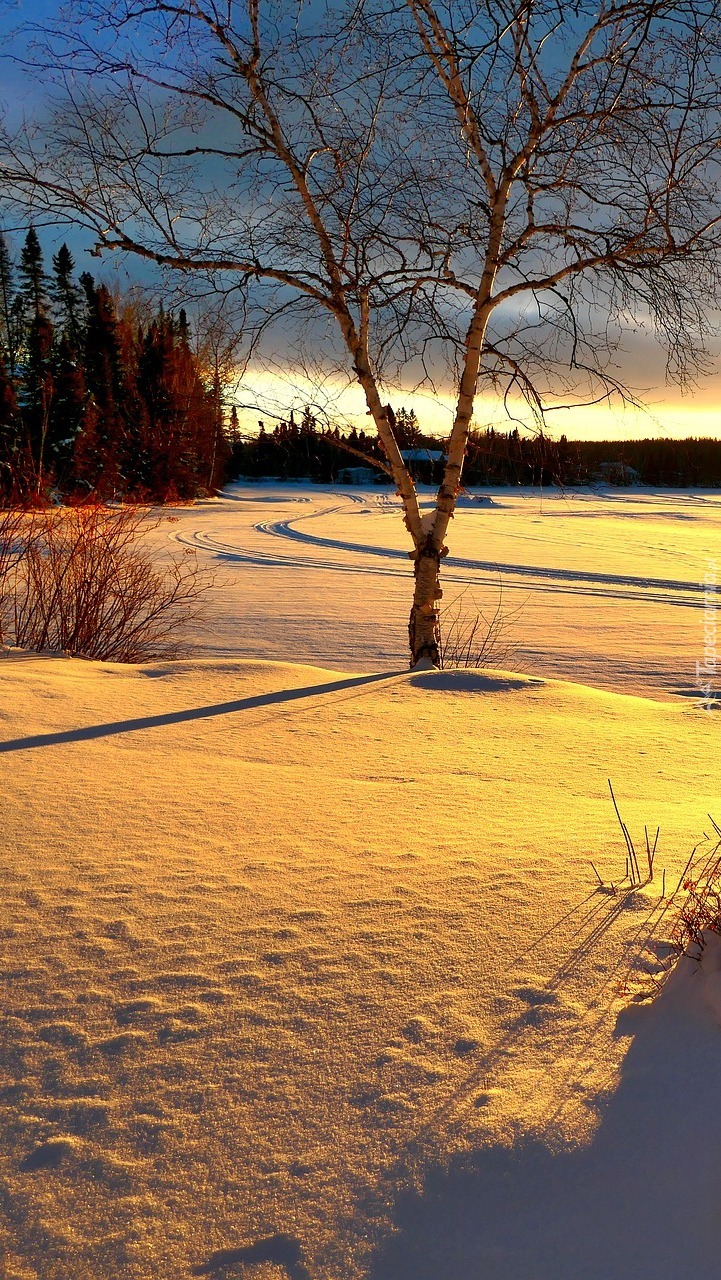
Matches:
[0,671,396,754]
[368,966,721,1280]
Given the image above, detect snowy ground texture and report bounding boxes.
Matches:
[1,483,720,1280]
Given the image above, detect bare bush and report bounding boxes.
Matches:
[437,583,521,670]
[0,507,38,647]
[669,819,721,959]
[0,505,213,662]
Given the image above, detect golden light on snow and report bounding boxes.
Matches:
[1,487,719,1277]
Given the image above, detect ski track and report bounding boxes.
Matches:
[175,491,710,611]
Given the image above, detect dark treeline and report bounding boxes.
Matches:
[464,429,721,487]
[232,411,721,488]
[230,406,418,482]
[558,435,721,488]
[0,228,229,503]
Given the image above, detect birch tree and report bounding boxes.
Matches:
[3,0,721,664]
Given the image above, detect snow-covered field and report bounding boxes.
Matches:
[1,483,719,1279]
[174,482,719,699]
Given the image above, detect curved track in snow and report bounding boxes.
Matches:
[176,491,709,610]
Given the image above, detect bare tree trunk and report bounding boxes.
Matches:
[341,299,444,667]
[408,537,444,665]
[345,294,424,548]
[353,344,447,666]
[34,386,52,498]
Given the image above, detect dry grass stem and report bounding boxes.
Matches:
[591,781,662,894]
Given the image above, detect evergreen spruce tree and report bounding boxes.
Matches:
[50,334,88,484]
[0,347,20,499]
[114,310,150,497]
[394,407,421,448]
[0,237,233,499]
[0,233,25,491]
[17,227,48,322]
[16,228,54,493]
[137,308,224,499]
[76,273,127,494]
[137,312,177,498]
[0,232,19,376]
[51,244,84,348]
[45,244,88,483]
[177,307,191,345]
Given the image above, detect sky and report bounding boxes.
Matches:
[237,366,721,442]
[1,1,721,442]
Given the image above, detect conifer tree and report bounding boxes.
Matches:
[137,310,218,498]
[77,273,127,493]
[17,227,48,321]
[46,246,88,481]
[0,347,20,498]
[0,229,232,500]
[177,307,190,345]
[16,229,54,492]
[22,313,54,493]
[50,334,88,482]
[394,408,421,449]
[137,312,176,497]
[51,244,84,348]
[0,232,19,376]
[0,235,24,490]
[114,308,150,497]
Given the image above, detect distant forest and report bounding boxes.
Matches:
[231,408,721,488]
[0,228,228,503]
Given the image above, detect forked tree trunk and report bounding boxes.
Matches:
[405,303,493,667]
[346,283,496,670]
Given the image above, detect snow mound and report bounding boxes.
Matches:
[409,668,545,693]
[453,492,501,508]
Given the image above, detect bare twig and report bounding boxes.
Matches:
[437,581,523,670]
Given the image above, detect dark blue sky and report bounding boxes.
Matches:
[0,1,156,285]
